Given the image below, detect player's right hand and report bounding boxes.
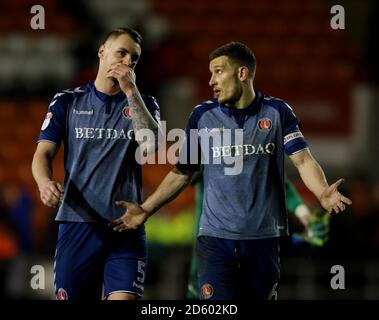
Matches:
[39,180,64,208]
[110,201,149,232]
[107,63,137,95]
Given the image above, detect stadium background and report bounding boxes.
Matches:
[0,0,378,299]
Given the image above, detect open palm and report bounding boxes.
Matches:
[109,201,148,232]
[320,178,352,213]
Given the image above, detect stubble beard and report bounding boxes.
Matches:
[223,86,243,107]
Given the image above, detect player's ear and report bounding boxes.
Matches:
[98,44,105,60]
[238,66,249,81]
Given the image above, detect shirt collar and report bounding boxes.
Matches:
[220,91,263,116]
[86,81,126,103]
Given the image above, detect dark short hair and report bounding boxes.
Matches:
[103,27,143,46]
[209,42,256,77]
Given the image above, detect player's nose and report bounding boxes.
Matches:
[209,75,216,87]
[123,54,132,67]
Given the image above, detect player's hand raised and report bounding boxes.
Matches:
[107,63,136,95]
[319,178,352,214]
[110,201,149,232]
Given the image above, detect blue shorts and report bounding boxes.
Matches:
[54,222,147,300]
[196,236,280,300]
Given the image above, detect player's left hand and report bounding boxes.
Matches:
[107,63,137,94]
[319,178,352,214]
[109,201,148,232]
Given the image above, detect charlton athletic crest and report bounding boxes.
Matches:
[57,288,68,300]
[122,106,131,119]
[201,283,214,299]
[258,118,272,131]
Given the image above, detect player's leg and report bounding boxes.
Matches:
[106,291,139,300]
[197,236,239,300]
[103,230,147,300]
[54,222,104,300]
[239,237,280,300]
[99,283,141,300]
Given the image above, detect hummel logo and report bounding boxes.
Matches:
[73,108,93,115]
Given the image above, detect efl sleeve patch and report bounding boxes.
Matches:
[284,131,304,145]
[284,130,308,155]
[38,93,68,144]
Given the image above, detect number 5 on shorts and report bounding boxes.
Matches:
[137,260,146,283]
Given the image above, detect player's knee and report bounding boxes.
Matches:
[106,292,140,300]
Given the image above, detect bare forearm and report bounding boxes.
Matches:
[32,153,54,189]
[141,168,193,216]
[291,149,351,213]
[296,158,328,200]
[32,142,64,208]
[126,88,161,147]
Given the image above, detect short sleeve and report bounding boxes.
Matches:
[143,95,161,124]
[38,93,68,144]
[280,102,308,155]
[175,109,201,174]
